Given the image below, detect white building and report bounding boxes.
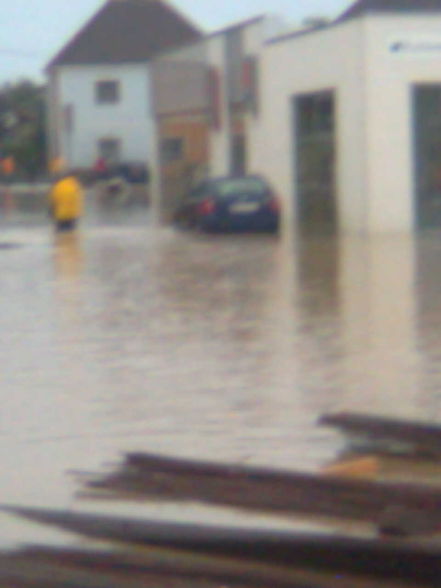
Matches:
[157,0,441,234]
[204,16,286,178]
[149,15,287,220]
[46,0,201,170]
[241,0,441,233]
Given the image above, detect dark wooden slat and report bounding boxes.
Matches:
[77,452,441,534]
[4,505,441,586]
[0,548,275,588]
[0,545,416,588]
[319,412,441,457]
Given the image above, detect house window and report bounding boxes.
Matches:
[98,138,121,164]
[95,80,120,104]
[297,93,334,135]
[161,137,184,164]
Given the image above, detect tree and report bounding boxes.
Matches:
[0,80,47,179]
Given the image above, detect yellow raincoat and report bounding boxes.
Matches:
[49,176,84,222]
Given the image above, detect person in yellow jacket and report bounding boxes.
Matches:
[49,171,84,231]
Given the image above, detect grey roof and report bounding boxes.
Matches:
[47,0,202,69]
[339,0,441,21]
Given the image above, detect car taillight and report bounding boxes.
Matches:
[268,195,281,213]
[197,198,216,216]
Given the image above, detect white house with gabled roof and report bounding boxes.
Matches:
[46,0,201,170]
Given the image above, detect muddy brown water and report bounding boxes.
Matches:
[1,191,441,547]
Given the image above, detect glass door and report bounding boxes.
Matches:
[294,91,337,232]
[413,85,441,229]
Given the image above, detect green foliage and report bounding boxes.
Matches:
[0,80,47,179]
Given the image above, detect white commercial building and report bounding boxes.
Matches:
[207,0,441,234]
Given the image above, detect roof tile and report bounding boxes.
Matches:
[48,0,202,68]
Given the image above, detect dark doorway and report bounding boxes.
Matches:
[294,91,337,232]
[413,85,441,229]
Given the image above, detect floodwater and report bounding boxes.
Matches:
[1,189,441,546]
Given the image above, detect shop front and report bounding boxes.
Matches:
[253,8,441,234]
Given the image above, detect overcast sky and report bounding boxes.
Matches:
[0,0,352,85]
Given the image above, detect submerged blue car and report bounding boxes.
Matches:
[174,175,280,233]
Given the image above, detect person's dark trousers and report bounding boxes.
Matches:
[56,219,77,232]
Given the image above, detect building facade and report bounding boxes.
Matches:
[150,16,284,221]
[252,6,441,233]
[150,0,441,234]
[48,64,154,168]
[150,39,209,220]
[46,0,201,170]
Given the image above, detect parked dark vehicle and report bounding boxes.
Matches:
[174,175,280,233]
[94,162,150,184]
[112,162,150,184]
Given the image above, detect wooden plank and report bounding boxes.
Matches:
[0,547,274,588]
[321,454,441,486]
[76,452,441,535]
[319,412,441,458]
[0,545,418,588]
[3,505,441,586]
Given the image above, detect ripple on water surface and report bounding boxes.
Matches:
[1,211,441,546]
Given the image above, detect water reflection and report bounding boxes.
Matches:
[415,231,441,418]
[337,235,419,414]
[2,198,441,546]
[53,232,84,280]
[276,234,422,419]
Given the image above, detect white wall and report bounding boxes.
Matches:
[242,18,267,53]
[252,13,441,234]
[252,20,367,233]
[364,15,441,232]
[206,36,231,176]
[206,17,276,178]
[242,20,268,178]
[242,19,274,179]
[56,64,153,167]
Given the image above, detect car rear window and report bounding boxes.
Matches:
[215,178,267,197]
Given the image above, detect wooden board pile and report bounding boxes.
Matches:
[3,412,441,587]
